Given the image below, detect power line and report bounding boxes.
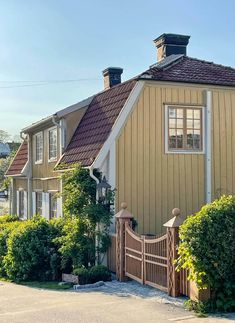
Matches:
[0,78,100,89]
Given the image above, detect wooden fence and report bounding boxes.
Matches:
[107,233,116,273]
[180,269,190,296]
[107,203,192,298]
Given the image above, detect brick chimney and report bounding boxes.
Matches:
[153,33,190,62]
[102,67,123,90]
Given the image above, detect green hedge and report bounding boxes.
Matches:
[73,265,111,285]
[0,220,21,277]
[0,214,112,284]
[0,215,19,224]
[3,216,61,282]
[177,195,235,312]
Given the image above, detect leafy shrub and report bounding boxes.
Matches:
[59,164,112,267]
[54,216,97,271]
[89,265,111,283]
[177,195,235,312]
[72,267,89,285]
[61,164,98,217]
[0,215,19,224]
[0,220,21,277]
[72,265,111,285]
[3,216,61,281]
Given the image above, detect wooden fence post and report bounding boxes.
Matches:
[115,202,133,282]
[163,208,184,297]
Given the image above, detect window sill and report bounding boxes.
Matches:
[35,160,43,165]
[48,158,57,163]
[165,150,205,155]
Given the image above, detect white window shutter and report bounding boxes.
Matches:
[32,192,36,215]
[42,193,50,220]
[24,191,28,220]
[57,197,62,218]
[16,191,20,216]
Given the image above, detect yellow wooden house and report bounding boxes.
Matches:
[7,33,235,235]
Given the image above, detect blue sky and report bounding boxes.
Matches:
[0,0,235,138]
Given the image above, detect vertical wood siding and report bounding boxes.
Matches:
[116,84,206,235]
[212,90,235,199]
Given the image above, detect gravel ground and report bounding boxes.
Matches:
[74,279,186,307]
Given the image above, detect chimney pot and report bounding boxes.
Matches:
[153,33,190,62]
[102,67,123,90]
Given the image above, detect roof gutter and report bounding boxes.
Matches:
[22,115,54,133]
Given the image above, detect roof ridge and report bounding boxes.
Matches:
[149,54,184,70]
[186,56,235,71]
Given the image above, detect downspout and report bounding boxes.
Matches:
[205,90,212,204]
[89,166,100,264]
[52,116,64,165]
[52,115,66,217]
[26,133,33,219]
[89,167,99,186]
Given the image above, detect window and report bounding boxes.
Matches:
[35,132,43,163]
[36,192,42,215]
[166,106,203,152]
[19,191,24,218]
[49,193,57,219]
[48,128,57,161]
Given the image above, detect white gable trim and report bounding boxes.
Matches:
[92,80,145,169]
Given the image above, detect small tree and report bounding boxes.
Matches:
[0,130,10,143]
[58,164,112,270]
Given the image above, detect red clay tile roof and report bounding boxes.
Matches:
[6,140,28,176]
[59,79,136,167]
[143,56,235,87]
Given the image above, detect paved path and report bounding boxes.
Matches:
[0,281,234,323]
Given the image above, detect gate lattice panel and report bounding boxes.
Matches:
[125,224,168,291]
[144,235,168,291]
[125,226,143,283]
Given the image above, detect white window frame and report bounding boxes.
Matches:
[35,132,43,164]
[35,191,43,215]
[49,193,57,219]
[48,127,57,162]
[165,104,205,154]
[19,190,24,218]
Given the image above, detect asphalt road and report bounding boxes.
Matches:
[0,281,234,323]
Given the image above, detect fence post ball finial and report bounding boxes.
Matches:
[172,208,180,217]
[121,202,127,209]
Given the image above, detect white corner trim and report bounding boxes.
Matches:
[92,80,145,169]
[109,144,116,189]
[205,90,212,203]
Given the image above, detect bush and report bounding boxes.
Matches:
[54,216,96,271]
[0,215,19,224]
[0,220,21,277]
[60,164,112,266]
[3,216,61,281]
[72,265,111,285]
[89,265,111,283]
[72,267,89,285]
[177,195,235,312]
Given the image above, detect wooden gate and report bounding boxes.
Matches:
[125,224,168,292]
